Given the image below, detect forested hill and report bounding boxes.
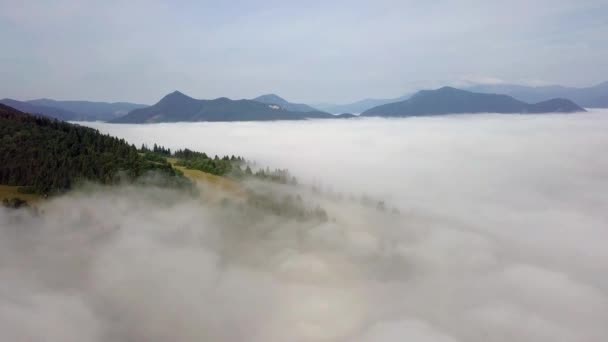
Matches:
[112,91,337,123]
[0,98,82,121]
[467,81,608,108]
[361,87,586,117]
[0,104,187,194]
[27,98,147,121]
[252,94,320,112]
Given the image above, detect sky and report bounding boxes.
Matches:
[1,0,607,104]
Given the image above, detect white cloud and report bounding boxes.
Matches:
[2,112,608,341]
[359,319,459,342]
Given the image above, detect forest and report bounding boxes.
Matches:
[0,104,188,195]
[0,102,304,214]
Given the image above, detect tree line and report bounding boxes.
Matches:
[0,104,188,195]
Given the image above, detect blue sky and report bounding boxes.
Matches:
[1,0,607,104]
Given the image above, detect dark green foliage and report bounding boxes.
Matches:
[142,152,170,164]
[0,104,187,194]
[173,148,209,160]
[173,148,297,185]
[174,148,244,176]
[139,143,172,156]
[253,168,298,185]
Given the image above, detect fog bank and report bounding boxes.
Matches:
[2,112,608,341]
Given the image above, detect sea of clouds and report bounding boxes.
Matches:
[1,111,608,341]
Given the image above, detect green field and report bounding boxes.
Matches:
[0,185,41,203]
[0,156,243,207]
[168,158,245,197]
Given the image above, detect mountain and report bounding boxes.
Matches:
[27,99,147,121]
[0,98,147,121]
[252,94,319,112]
[361,87,585,117]
[112,91,337,123]
[315,94,411,114]
[334,113,357,118]
[467,81,608,108]
[0,98,82,121]
[0,104,186,195]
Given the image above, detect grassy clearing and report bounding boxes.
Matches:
[0,185,41,203]
[167,158,246,197]
[0,157,244,207]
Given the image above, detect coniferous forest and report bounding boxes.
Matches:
[0,103,298,200]
[0,104,187,194]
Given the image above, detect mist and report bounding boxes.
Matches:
[2,111,608,341]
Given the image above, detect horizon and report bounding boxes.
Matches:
[1,0,607,104]
[4,80,608,106]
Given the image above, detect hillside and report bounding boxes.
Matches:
[253,94,319,112]
[112,91,336,123]
[0,104,187,195]
[0,98,82,121]
[467,81,608,108]
[27,98,147,121]
[361,87,585,117]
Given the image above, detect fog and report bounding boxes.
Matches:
[2,111,608,341]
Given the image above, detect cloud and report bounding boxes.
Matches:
[358,319,459,342]
[2,112,608,341]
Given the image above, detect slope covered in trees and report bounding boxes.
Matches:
[0,104,187,194]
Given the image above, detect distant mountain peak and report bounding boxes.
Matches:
[437,86,459,91]
[256,93,284,101]
[166,90,190,98]
[254,94,289,106]
[158,91,195,104]
[252,94,319,112]
[431,86,469,95]
[112,91,335,123]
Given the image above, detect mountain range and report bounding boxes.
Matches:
[111,91,345,123]
[362,87,585,117]
[467,81,608,108]
[3,80,601,123]
[0,98,146,121]
[0,98,82,121]
[316,81,608,113]
[27,99,147,121]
